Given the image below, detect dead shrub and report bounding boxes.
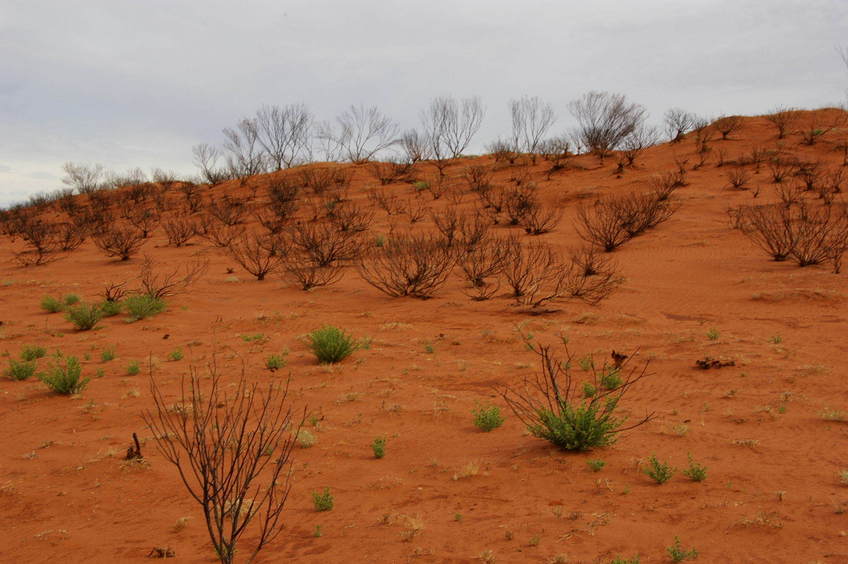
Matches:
[196,214,246,248]
[138,255,208,299]
[367,187,400,215]
[207,196,247,226]
[163,215,198,247]
[464,165,493,193]
[93,223,146,261]
[768,158,797,184]
[288,221,361,267]
[283,257,344,290]
[713,115,744,140]
[11,216,61,266]
[520,199,563,235]
[357,233,457,298]
[327,200,374,233]
[727,167,752,190]
[369,160,414,185]
[458,236,509,300]
[227,232,285,280]
[765,107,798,139]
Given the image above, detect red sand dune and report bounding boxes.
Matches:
[1,110,848,563]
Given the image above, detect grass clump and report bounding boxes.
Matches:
[587,459,606,472]
[40,354,89,395]
[312,488,334,512]
[265,352,288,371]
[21,345,47,361]
[307,325,358,364]
[168,348,184,361]
[99,300,123,317]
[6,359,38,381]
[472,404,504,432]
[682,454,707,482]
[65,303,104,331]
[41,295,64,313]
[296,429,316,448]
[706,328,719,341]
[372,436,386,459]
[644,455,675,484]
[127,361,141,376]
[667,537,698,562]
[100,347,116,362]
[124,294,166,321]
[63,294,80,306]
[609,556,640,564]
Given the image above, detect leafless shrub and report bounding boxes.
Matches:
[255,103,313,170]
[103,168,148,191]
[486,139,518,164]
[192,144,232,185]
[138,255,208,299]
[61,162,105,194]
[179,182,205,213]
[727,166,752,190]
[299,166,343,195]
[734,204,796,261]
[509,96,556,159]
[796,161,822,192]
[163,215,198,247]
[464,165,493,193]
[207,196,247,226]
[151,168,180,186]
[143,362,300,564]
[569,91,647,161]
[648,172,684,201]
[226,232,284,280]
[798,115,835,146]
[575,199,630,252]
[421,96,485,160]
[357,233,457,298]
[712,115,744,140]
[283,255,344,290]
[620,124,659,167]
[397,196,428,224]
[369,159,414,185]
[126,207,161,239]
[664,108,698,142]
[223,118,268,178]
[55,222,86,251]
[775,183,803,207]
[196,214,245,248]
[70,206,113,237]
[399,129,430,163]
[367,187,400,215]
[102,280,128,303]
[504,184,538,226]
[93,223,147,261]
[521,199,563,235]
[789,202,848,266]
[319,104,399,163]
[11,216,61,266]
[768,158,797,184]
[458,236,508,300]
[765,107,798,139]
[820,168,846,203]
[288,221,361,267]
[539,136,572,178]
[327,200,374,233]
[569,245,616,278]
[614,192,677,237]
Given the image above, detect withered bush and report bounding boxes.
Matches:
[357,233,457,298]
[327,200,374,233]
[366,187,400,215]
[12,216,61,266]
[288,221,361,267]
[648,171,684,201]
[179,182,204,213]
[196,214,245,248]
[796,161,822,192]
[726,166,752,190]
[397,196,428,224]
[93,223,146,261]
[138,255,208,299]
[712,115,744,140]
[504,184,538,226]
[369,159,414,185]
[768,158,797,184]
[300,166,349,195]
[55,222,86,252]
[207,196,247,226]
[227,232,285,280]
[144,363,300,564]
[576,192,675,251]
[433,207,490,250]
[127,208,161,238]
[458,236,509,300]
[520,199,563,235]
[464,165,493,193]
[765,107,798,139]
[283,255,344,290]
[163,215,198,247]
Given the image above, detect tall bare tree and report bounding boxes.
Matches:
[192,144,230,185]
[663,108,697,142]
[319,104,399,163]
[509,96,556,155]
[61,162,104,194]
[255,104,313,170]
[223,118,268,178]
[568,91,646,159]
[421,96,485,160]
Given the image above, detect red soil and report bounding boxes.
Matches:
[1,110,848,563]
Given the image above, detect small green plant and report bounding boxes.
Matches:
[124,294,166,321]
[21,345,47,361]
[168,348,184,361]
[127,361,141,376]
[41,295,64,313]
[372,436,386,459]
[768,335,782,344]
[312,488,334,511]
[374,234,386,247]
[454,513,463,522]
[265,352,288,371]
[100,347,116,362]
[308,325,358,364]
[587,459,606,472]
[666,536,698,562]
[472,404,505,432]
[609,556,640,564]
[582,382,597,398]
[40,355,89,395]
[706,328,719,341]
[838,469,848,485]
[578,356,594,371]
[240,333,267,343]
[644,455,674,484]
[682,454,707,482]
[423,342,434,354]
[99,300,123,317]
[313,525,322,537]
[65,303,104,331]
[600,368,622,390]
[6,359,38,381]
[63,294,80,306]
[413,180,430,192]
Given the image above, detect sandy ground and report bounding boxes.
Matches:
[1,110,847,563]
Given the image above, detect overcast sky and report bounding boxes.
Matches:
[1,0,846,206]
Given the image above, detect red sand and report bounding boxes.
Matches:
[1,110,847,563]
